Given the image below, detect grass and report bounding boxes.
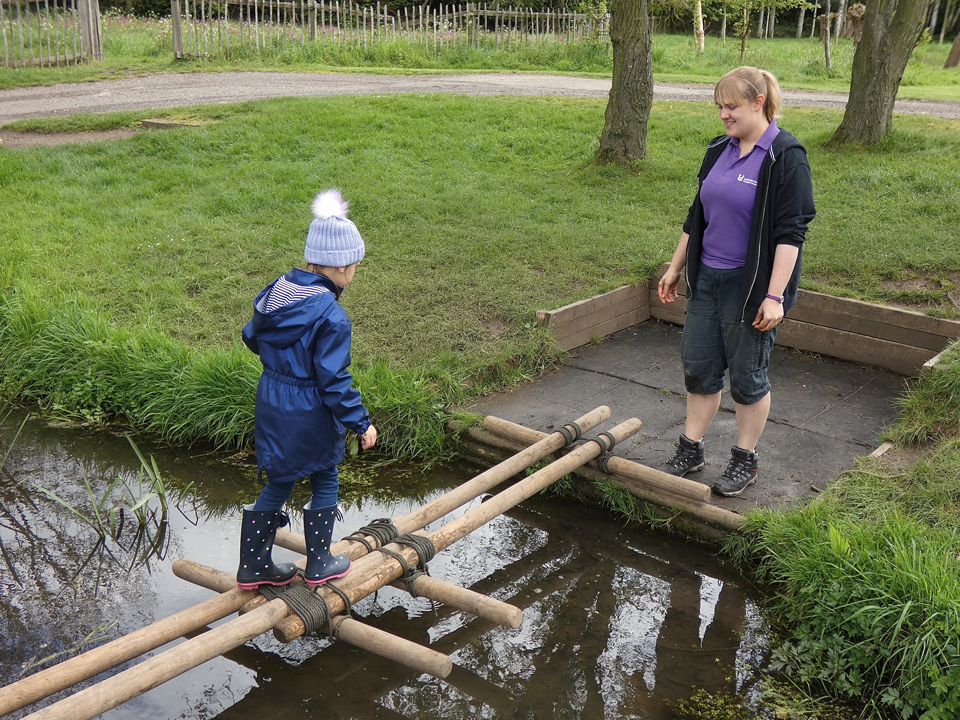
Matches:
[1,93,959,456]
[725,439,960,719]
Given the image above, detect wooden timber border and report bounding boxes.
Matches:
[536,263,960,377]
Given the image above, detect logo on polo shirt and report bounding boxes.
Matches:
[737,174,758,187]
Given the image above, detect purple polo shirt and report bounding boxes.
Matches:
[700,120,781,269]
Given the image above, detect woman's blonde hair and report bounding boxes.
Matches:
[714,66,782,122]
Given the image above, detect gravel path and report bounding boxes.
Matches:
[2,70,960,126]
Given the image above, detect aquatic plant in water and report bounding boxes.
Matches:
[30,436,184,573]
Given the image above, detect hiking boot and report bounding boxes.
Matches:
[663,434,705,477]
[712,446,759,497]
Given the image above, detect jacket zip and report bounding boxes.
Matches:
[739,145,778,323]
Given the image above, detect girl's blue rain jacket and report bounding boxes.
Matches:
[242,268,371,483]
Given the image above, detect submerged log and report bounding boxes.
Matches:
[1,406,611,718]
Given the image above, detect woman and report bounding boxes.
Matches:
[658,66,816,498]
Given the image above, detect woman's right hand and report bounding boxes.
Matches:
[658,267,682,304]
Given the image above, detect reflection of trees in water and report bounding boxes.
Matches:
[0,435,176,690]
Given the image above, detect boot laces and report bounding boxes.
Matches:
[723,452,756,483]
[668,442,698,470]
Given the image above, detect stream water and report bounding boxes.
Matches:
[0,415,769,719]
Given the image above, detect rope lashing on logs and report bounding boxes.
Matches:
[342,517,399,552]
[556,420,584,450]
[378,534,436,575]
[258,583,337,637]
[593,430,619,475]
[379,534,437,604]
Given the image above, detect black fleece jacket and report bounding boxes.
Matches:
[682,128,816,322]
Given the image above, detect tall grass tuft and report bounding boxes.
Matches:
[726,444,960,719]
[886,339,960,447]
[0,286,491,456]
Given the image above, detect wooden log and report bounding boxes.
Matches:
[331,616,453,678]
[178,562,455,678]
[391,574,523,629]
[0,585,258,717]
[175,559,523,630]
[4,407,610,716]
[274,418,643,642]
[274,406,612,558]
[14,413,620,720]
[482,414,711,503]
[20,597,293,720]
[477,415,744,531]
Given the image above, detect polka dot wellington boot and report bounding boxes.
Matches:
[236,505,299,591]
[302,503,351,588]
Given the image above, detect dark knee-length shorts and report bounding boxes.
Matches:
[681,264,777,406]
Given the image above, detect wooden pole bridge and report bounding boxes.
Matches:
[0,406,741,719]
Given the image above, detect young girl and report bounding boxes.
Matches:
[237,189,377,590]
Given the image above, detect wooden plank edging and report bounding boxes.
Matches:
[535,265,960,375]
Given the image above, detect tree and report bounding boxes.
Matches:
[596,0,654,166]
[947,30,960,66]
[694,0,706,51]
[828,0,930,145]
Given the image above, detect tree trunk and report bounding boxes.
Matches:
[942,0,960,43]
[740,5,750,59]
[721,7,727,42]
[811,0,820,37]
[694,0,705,51]
[829,0,931,145]
[596,0,653,166]
[929,0,941,33]
[797,6,806,37]
[946,30,960,66]
[823,0,833,67]
[835,0,849,42]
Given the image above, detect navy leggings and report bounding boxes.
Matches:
[252,466,339,512]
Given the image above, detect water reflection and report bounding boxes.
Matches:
[0,416,767,719]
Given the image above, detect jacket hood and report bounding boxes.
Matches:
[250,269,339,349]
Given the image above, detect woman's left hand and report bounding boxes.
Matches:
[753,299,785,332]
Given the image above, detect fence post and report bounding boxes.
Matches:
[309,0,317,41]
[76,0,103,60]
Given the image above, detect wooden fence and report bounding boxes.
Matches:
[1,0,101,67]
[171,0,609,60]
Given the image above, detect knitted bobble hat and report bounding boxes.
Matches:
[304,189,365,267]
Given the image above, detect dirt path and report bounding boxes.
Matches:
[2,70,959,148]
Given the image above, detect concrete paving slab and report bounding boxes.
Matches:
[465,319,904,517]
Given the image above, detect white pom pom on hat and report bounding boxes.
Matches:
[312,189,349,220]
[304,188,365,267]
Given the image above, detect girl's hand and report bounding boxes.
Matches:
[360,425,378,450]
